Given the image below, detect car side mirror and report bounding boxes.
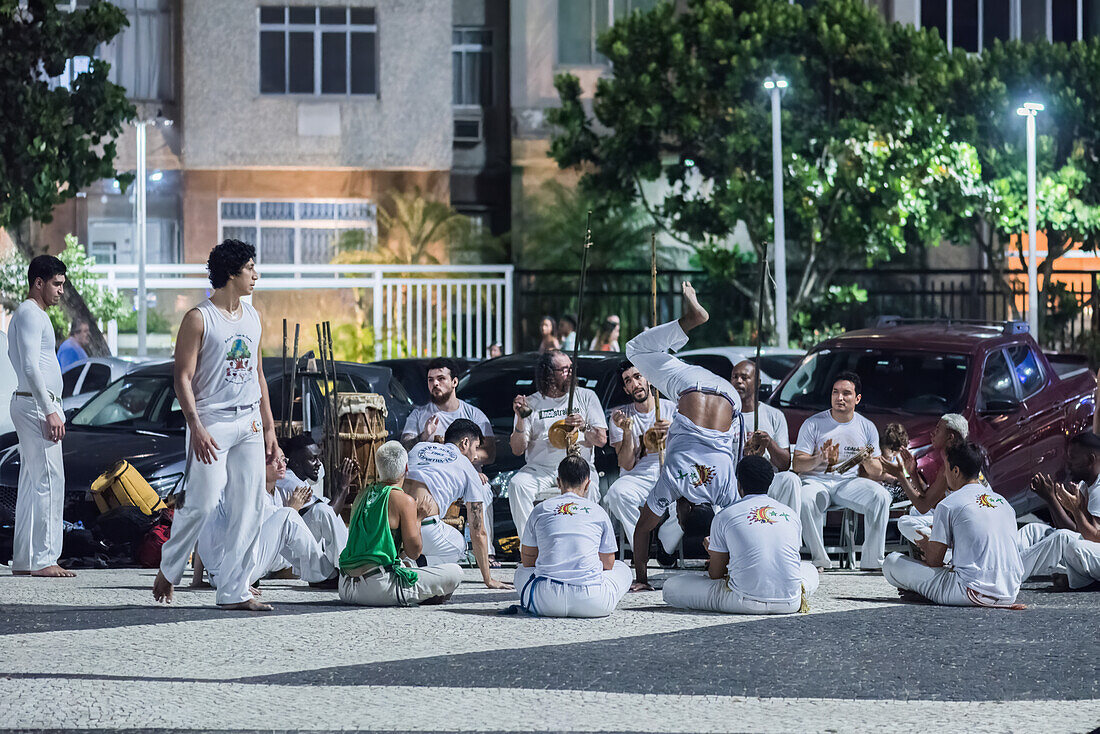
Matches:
[979,399,1022,417]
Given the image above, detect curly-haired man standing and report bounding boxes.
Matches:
[153,239,278,611]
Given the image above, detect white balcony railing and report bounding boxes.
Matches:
[92,263,515,361]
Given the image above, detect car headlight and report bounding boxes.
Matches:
[147,473,183,498]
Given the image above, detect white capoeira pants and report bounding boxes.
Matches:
[881,552,1021,606]
[768,471,802,515]
[625,319,739,407]
[338,563,463,606]
[663,562,819,614]
[514,561,632,618]
[508,463,601,539]
[296,502,346,580]
[10,395,65,572]
[206,507,334,585]
[898,512,933,543]
[421,517,466,565]
[801,476,892,570]
[605,471,658,547]
[1018,522,1100,588]
[159,406,267,605]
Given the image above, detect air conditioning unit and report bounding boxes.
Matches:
[453,116,483,144]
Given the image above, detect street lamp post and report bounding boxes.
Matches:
[764,74,789,348]
[135,120,148,357]
[1016,102,1043,336]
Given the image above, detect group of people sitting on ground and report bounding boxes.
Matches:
[537,313,621,353]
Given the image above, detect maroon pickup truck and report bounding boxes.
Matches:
[768,320,1096,512]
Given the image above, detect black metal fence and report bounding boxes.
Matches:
[514,267,1099,356]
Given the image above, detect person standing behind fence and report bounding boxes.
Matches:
[589,315,621,351]
[558,315,577,351]
[9,255,72,578]
[537,316,560,352]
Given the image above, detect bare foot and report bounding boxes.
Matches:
[678,281,709,332]
[153,570,174,603]
[30,565,75,578]
[629,581,655,592]
[219,598,273,611]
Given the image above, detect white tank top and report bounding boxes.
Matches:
[192,299,262,413]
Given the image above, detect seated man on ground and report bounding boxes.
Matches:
[663,456,818,615]
[730,359,800,512]
[338,441,463,607]
[404,419,512,589]
[515,455,631,618]
[625,282,743,591]
[792,371,890,570]
[882,442,1024,607]
[1016,431,1100,589]
[196,450,338,590]
[604,360,674,547]
[277,434,355,554]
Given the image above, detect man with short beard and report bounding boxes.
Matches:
[729,360,801,513]
[509,350,607,538]
[604,361,674,546]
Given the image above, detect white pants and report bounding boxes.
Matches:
[10,395,65,572]
[898,513,933,544]
[801,476,891,570]
[203,507,333,586]
[514,561,632,618]
[300,502,348,577]
[421,517,466,565]
[625,319,739,406]
[1018,523,1100,588]
[1064,538,1100,589]
[338,563,463,606]
[882,553,973,605]
[508,463,600,539]
[768,472,802,515]
[663,562,819,614]
[159,407,267,605]
[605,471,658,547]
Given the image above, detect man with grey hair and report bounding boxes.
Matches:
[337,441,464,606]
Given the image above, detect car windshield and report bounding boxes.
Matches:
[775,349,970,415]
[72,376,173,428]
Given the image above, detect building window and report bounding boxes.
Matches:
[557,0,660,66]
[218,199,377,265]
[920,0,1097,50]
[453,28,492,106]
[258,6,378,96]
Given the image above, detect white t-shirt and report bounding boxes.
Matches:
[520,491,617,586]
[402,400,493,444]
[741,403,790,463]
[710,494,803,604]
[1085,475,1100,519]
[192,299,262,412]
[516,388,607,470]
[275,466,327,509]
[794,410,880,481]
[930,482,1023,601]
[9,300,63,416]
[608,400,679,478]
[406,441,485,511]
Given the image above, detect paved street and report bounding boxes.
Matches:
[1,567,1098,733]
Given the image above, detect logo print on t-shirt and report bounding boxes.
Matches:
[676,464,716,488]
[418,444,455,464]
[554,502,590,516]
[747,505,791,524]
[223,336,254,385]
[975,493,1004,509]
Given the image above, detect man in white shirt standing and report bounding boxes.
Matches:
[729,360,801,513]
[664,456,818,614]
[605,361,673,546]
[404,419,511,590]
[793,371,890,570]
[153,239,278,611]
[883,442,1024,607]
[9,255,71,578]
[515,455,631,617]
[509,350,607,538]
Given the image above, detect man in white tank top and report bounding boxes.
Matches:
[154,239,278,611]
[9,255,72,577]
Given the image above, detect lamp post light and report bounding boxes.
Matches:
[763,74,789,348]
[1016,101,1043,337]
[135,116,173,357]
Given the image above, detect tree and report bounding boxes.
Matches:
[0,235,126,340]
[548,0,984,340]
[0,0,135,355]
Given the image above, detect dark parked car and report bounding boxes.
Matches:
[373,357,475,406]
[0,358,414,526]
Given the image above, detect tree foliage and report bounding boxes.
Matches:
[0,0,135,354]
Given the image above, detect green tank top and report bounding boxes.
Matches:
[338,483,418,587]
